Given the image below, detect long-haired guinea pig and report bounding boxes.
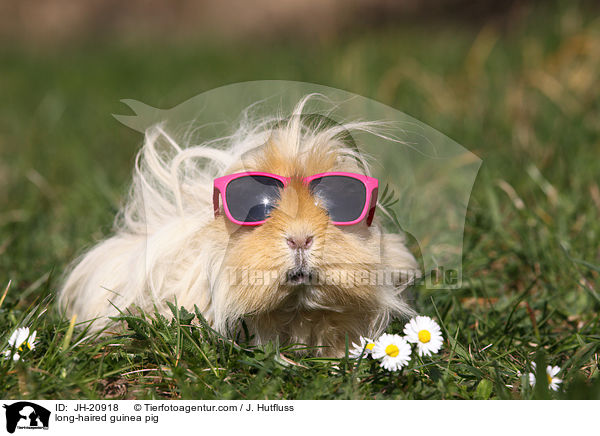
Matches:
[58,95,420,356]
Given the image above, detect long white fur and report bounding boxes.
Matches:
[58,95,416,336]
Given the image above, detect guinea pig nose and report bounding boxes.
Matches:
[286,235,314,250]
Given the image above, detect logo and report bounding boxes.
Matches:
[2,402,50,434]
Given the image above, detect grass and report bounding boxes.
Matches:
[1,1,599,399]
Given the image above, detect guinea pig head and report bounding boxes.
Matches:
[217,137,384,326]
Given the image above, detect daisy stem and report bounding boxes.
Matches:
[388,370,397,390]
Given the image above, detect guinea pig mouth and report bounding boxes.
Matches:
[286,266,314,286]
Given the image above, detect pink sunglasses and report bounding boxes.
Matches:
[213,171,378,226]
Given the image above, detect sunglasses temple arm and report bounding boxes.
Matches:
[213,187,221,218]
[366,187,378,226]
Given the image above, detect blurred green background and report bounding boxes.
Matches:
[0,0,599,399]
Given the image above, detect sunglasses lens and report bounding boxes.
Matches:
[309,176,366,223]
[225,176,284,222]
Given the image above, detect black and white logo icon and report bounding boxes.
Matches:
[2,402,50,434]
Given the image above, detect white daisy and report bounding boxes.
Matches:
[3,350,20,361]
[372,333,411,371]
[349,336,376,359]
[528,362,562,391]
[4,327,37,361]
[403,316,443,357]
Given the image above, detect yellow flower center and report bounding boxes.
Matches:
[547,374,553,385]
[17,342,32,352]
[366,343,375,351]
[418,330,431,343]
[385,344,399,357]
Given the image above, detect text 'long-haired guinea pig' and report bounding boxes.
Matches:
[58,95,420,356]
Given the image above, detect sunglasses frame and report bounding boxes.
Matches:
[213,171,379,226]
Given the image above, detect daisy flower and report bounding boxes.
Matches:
[372,333,411,371]
[3,327,37,361]
[528,362,562,391]
[403,316,443,357]
[349,336,376,359]
[3,350,20,361]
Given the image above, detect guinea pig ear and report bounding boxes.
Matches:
[366,187,378,226]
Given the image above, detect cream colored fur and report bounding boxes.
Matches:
[58,95,419,356]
